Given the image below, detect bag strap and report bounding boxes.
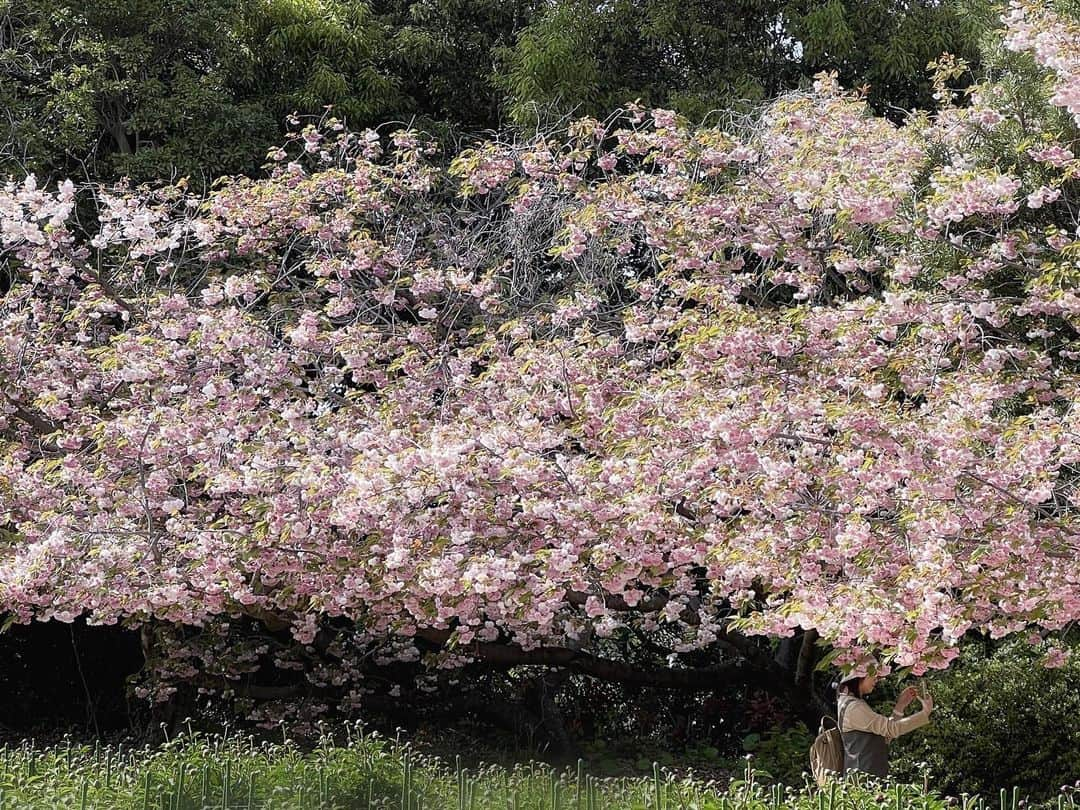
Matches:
[837,695,852,735]
[819,695,853,736]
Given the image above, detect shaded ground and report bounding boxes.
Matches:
[0,621,747,784]
[0,619,142,742]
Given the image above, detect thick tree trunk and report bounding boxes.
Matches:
[795,629,819,689]
[535,669,577,759]
[411,627,832,731]
[774,636,797,670]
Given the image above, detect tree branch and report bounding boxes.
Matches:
[0,379,59,436]
[413,627,763,690]
[564,589,702,625]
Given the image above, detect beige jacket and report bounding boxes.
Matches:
[840,698,931,741]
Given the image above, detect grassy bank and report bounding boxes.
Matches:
[0,729,1076,810]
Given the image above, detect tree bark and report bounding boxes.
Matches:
[795,628,819,689]
[236,602,835,729]
[414,627,767,690]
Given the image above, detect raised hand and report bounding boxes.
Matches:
[919,689,934,714]
[893,686,918,715]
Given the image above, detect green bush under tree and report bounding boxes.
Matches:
[889,636,1080,800]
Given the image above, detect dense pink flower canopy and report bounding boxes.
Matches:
[1,1,1078,705]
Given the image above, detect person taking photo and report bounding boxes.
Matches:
[835,670,934,778]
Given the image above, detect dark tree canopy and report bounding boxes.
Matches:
[495,0,993,124]
[2,0,993,186]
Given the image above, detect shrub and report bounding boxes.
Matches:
[891,637,1080,800]
[742,724,816,786]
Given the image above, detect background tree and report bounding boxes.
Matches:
[0,0,544,185]
[233,0,403,134]
[495,0,795,126]
[785,0,994,116]
[371,0,543,132]
[0,0,276,186]
[495,0,993,126]
[3,0,1000,185]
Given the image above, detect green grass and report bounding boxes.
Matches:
[0,728,1076,810]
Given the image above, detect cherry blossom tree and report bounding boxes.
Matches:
[1,0,1078,732]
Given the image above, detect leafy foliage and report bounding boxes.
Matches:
[892,636,1080,800]
[786,0,994,115]
[0,731,1077,807]
[373,0,543,131]
[0,0,276,186]
[1,0,1004,184]
[234,0,403,130]
[742,725,816,787]
[495,0,992,126]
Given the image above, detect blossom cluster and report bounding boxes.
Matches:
[1,3,1079,713]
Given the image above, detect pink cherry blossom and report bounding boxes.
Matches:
[1,2,1080,715]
